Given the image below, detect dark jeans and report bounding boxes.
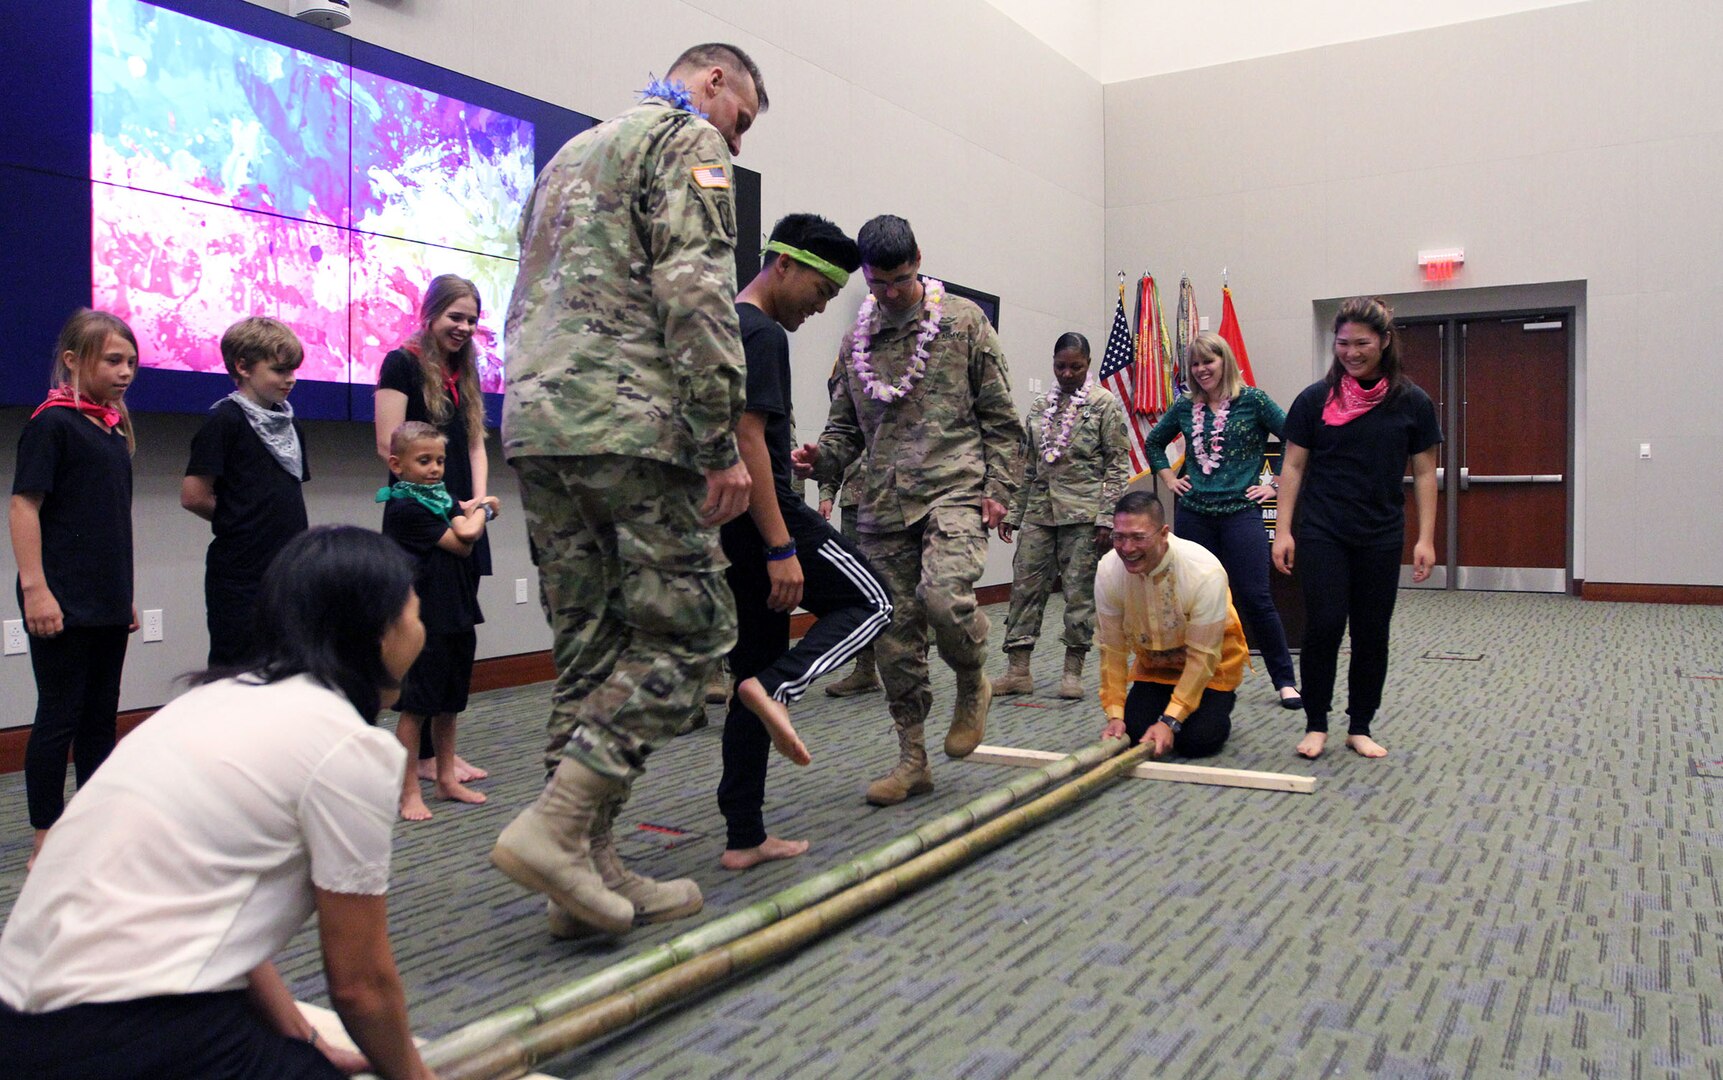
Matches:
[718,506,892,850]
[1175,504,1296,690]
[1122,680,1234,758]
[1295,539,1401,736]
[0,990,343,1080]
[25,625,128,829]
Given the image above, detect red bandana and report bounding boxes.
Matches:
[32,388,122,430]
[1321,375,1388,427]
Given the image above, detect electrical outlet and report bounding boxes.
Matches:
[3,620,25,655]
[142,609,163,642]
[1199,315,1210,331]
[514,577,530,604]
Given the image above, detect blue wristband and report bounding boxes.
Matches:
[765,542,797,562]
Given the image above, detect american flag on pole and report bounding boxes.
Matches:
[1100,280,1156,477]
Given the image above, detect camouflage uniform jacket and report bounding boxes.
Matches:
[816,367,865,510]
[502,100,744,472]
[1009,384,1131,529]
[813,292,1024,533]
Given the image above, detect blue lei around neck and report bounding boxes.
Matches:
[640,76,708,119]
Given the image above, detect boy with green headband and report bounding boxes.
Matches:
[716,213,893,871]
[379,420,500,821]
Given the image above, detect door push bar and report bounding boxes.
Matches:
[1403,468,1562,490]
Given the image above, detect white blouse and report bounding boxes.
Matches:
[0,674,405,1012]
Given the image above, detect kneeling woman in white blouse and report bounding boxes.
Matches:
[0,526,436,1080]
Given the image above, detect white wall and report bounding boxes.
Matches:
[0,0,1107,723]
[1103,0,1723,587]
[983,0,1590,83]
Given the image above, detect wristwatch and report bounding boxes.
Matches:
[1160,714,1183,735]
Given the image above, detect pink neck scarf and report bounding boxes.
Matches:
[1321,375,1387,426]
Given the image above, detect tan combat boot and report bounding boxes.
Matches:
[492,758,635,937]
[865,723,933,806]
[703,662,731,704]
[547,792,703,938]
[945,668,992,758]
[1057,648,1086,699]
[991,648,1035,696]
[824,649,882,697]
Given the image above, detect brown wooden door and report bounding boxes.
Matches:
[1453,317,1568,590]
[1397,321,1447,587]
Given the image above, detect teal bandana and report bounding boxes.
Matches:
[376,480,454,521]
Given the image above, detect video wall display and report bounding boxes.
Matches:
[1,0,760,422]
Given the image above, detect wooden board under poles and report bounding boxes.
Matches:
[967,744,1315,794]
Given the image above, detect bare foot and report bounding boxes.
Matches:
[400,792,433,821]
[737,677,811,766]
[435,779,489,805]
[720,836,810,870]
[1295,732,1327,759]
[1346,735,1388,758]
[418,755,488,782]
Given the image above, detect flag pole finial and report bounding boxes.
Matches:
[1222,266,1229,288]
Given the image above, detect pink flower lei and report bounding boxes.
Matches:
[1039,379,1092,463]
[1190,397,1229,474]
[850,279,945,403]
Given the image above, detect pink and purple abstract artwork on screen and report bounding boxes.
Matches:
[90,0,532,392]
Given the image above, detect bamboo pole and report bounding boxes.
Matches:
[439,740,1155,1080]
[419,737,1129,1072]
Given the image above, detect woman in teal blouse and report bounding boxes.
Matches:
[1146,332,1300,707]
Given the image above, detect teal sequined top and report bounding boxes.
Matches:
[1146,387,1286,517]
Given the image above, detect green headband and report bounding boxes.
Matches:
[763,240,850,287]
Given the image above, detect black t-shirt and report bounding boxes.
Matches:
[377,348,491,576]
[381,498,483,634]
[736,303,799,507]
[12,408,133,626]
[185,399,310,579]
[1282,378,1443,548]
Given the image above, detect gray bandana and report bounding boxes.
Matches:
[224,392,303,479]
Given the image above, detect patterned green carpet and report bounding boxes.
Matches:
[2,591,1720,1077]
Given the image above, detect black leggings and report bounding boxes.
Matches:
[25,625,128,829]
[1295,539,1401,736]
[1122,680,1234,758]
[0,990,342,1080]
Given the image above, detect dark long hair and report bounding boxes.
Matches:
[192,526,416,722]
[1325,296,1407,403]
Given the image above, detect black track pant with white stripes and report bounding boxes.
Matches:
[718,501,893,850]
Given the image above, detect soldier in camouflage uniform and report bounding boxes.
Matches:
[491,44,767,939]
[793,216,1024,806]
[995,332,1131,699]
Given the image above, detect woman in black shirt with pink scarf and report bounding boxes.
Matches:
[1272,297,1441,760]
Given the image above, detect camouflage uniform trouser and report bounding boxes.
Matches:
[839,501,874,669]
[857,505,990,728]
[515,454,738,781]
[1002,521,1100,654]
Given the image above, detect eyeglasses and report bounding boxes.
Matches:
[864,271,919,295]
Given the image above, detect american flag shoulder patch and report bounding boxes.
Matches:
[691,164,730,189]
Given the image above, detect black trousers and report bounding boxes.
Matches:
[1295,539,1402,736]
[1122,680,1234,758]
[717,504,892,850]
[26,624,128,829]
[205,572,259,669]
[0,990,342,1080]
